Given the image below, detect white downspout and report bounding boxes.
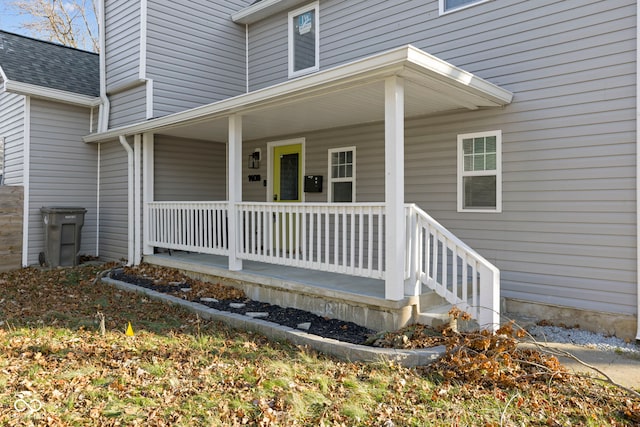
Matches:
[96,142,100,257]
[119,135,134,266]
[21,96,31,267]
[133,134,142,265]
[636,0,640,340]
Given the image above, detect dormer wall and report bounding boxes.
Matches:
[103,0,249,129]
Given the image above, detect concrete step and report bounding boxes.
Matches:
[419,288,447,311]
[416,304,451,329]
[417,303,480,331]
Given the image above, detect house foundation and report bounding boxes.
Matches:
[505,299,637,341]
[145,254,418,333]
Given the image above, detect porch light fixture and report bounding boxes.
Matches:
[248,149,261,169]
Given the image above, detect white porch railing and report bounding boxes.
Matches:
[147,202,230,255]
[237,202,386,279]
[406,204,500,330]
[145,201,499,329]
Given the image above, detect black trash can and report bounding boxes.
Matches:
[40,207,87,267]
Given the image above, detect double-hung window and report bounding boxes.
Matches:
[328,147,355,202]
[457,130,502,212]
[288,2,319,78]
[440,0,490,14]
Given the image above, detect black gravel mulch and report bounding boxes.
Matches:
[109,270,377,345]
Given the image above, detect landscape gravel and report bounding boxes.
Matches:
[528,325,640,356]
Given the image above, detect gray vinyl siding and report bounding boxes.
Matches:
[26,99,98,265]
[108,85,147,128]
[98,141,128,262]
[147,0,248,117]
[243,0,637,316]
[0,92,25,186]
[104,0,140,89]
[154,135,227,201]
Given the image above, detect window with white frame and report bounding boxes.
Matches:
[440,0,490,14]
[288,2,319,78]
[328,147,355,202]
[457,130,501,212]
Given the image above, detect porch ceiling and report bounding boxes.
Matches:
[84,45,513,143]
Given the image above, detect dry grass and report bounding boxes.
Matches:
[0,264,637,426]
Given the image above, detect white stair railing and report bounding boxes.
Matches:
[406,204,500,331]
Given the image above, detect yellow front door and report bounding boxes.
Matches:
[272,143,302,252]
[273,143,302,202]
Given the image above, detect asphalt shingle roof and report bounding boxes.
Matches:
[0,30,99,97]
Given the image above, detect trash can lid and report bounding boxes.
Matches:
[40,207,87,214]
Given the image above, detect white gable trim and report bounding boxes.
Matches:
[4,80,101,107]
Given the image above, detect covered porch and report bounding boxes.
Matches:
[86,45,512,331]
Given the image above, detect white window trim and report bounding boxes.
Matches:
[439,0,492,15]
[288,1,320,78]
[457,130,502,213]
[327,146,356,202]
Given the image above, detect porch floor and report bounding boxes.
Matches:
[143,252,423,332]
[145,251,386,299]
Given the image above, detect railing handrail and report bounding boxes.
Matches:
[406,203,500,331]
[405,203,499,275]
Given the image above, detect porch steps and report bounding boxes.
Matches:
[417,289,479,331]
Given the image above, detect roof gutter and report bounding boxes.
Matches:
[4,80,101,107]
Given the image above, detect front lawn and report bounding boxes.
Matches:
[0,265,637,426]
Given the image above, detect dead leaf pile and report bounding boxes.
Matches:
[0,265,638,426]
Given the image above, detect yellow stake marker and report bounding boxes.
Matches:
[126,322,134,336]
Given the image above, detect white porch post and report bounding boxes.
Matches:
[384,76,405,301]
[228,114,243,271]
[133,134,142,265]
[142,133,154,256]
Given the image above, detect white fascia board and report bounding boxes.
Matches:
[232,0,308,24]
[404,45,513,105]
[83,45,513,143]
[5,80,101,107]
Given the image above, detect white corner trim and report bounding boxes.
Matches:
[139,0,148,80]
[146,79,154,119]
[4,80,101,107]
[245,24,249,93]
[635,0,640,341]
[21,96,31,267]
[98,0,109,132]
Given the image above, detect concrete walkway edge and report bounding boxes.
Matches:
[101,278,445,367]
